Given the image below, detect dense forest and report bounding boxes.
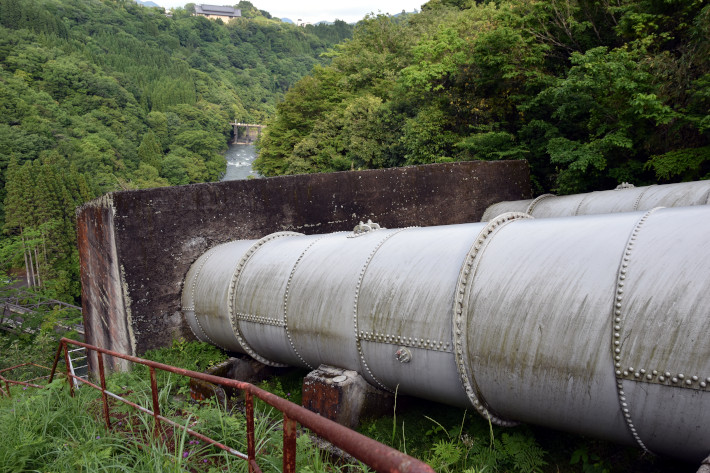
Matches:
[255,0,710,196]
[0,0,353,300]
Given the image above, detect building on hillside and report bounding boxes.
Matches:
[194,5,241,21]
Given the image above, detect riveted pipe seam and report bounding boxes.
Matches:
[454,212,530,426]
[610,207,662,454]
[524,193,554,215]
[283,234,334,371]
[185,244,231,349]
[631,185,653,211]
[229,232,301,368]
[571,193,587,216]
[354,227,412,393]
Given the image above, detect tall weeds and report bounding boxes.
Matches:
[0,351,370,473]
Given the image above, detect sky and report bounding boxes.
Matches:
[149,1,424,24]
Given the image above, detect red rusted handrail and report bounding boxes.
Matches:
[49,338,435,473]
[0,362,55,398]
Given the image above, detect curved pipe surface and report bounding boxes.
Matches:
[183,207,710,461]
[481,180,710,221]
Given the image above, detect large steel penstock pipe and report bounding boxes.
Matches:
[482,179,710,221]
[182,207,710,461]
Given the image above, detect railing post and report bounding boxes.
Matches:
[283,413,297,473]
[49,340,65,383]
[3,379,10,398]
[246,391,256,473]
[97,352,111,429]
[63,341,74,397]
[149,366,161,438]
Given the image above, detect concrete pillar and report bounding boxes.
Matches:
[302,365,395,429]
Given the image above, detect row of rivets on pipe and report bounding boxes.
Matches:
[572,193,589,216]
[188,244,231,349]
[524,194,554,216]
[228,232,301,368]
[617,368,710,388]
[611,208,661,454]
[353,227,412,393]
[282,235,335,370]
[359,332,453,352]
[631,184,654,211]
[236,313,286,327]
[453,212,530,427]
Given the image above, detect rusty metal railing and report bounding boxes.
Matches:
[49,338,435,473]
[0,362,56,398]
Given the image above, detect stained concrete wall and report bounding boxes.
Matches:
[77,161,531,368]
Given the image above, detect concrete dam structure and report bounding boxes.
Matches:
[183,203,710,462]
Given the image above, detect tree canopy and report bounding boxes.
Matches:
[255,0,710,195]
[0,0,354,300]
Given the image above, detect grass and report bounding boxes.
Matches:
[1,380,142,472]
[0,336,369,473]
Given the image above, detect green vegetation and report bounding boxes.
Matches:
[1,333,695,473]
[255,0,710,195]
[0,339,368,473]
[0,0,353,301]
[0,282,82,378]
[357,397,694,473]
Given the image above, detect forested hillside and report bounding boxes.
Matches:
[0,0,353,300]
[255,0,710,195]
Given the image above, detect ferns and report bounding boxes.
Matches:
[501,432,548,473]
[423,413,548,473]
[429,439,463,472]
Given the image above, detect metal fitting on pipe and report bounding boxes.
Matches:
[183,206,710,461]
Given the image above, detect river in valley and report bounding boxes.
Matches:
[222,143,259,181]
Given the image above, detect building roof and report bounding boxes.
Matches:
[195,5,241,17]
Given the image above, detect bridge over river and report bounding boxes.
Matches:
[230,122,265,144]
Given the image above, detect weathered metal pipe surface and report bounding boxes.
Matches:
[182,207,710,461]
[481,180,710,221]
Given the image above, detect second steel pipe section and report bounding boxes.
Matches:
[183,206,710,462]
[481,180,710,221]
